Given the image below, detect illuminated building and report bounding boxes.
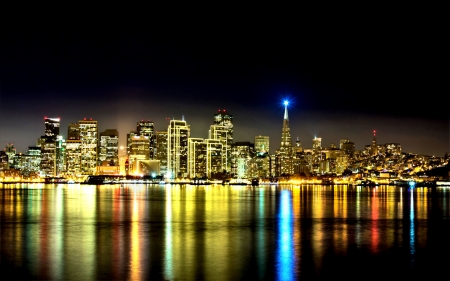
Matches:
[128,134,150,174]
[167,119,190,179]
[137,120,156,159]
[68,123,80,140]
[340,139,355,158]
[209,125,229,172]
[66,140,81,176]
[214,110,233,171]
[156,131,168,176]
[188,138,207,178]
[248,153,270,178]
[275,101,294,176]
[40,137,56,176]
[79,119,98,175]
[255,136,270,154]
[45,117,60,137]
[231,142,255,178]
[99,129,119,166]
[55,135,66,176]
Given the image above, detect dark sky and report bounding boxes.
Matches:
[1,13,448,156]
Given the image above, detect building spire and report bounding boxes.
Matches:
[284,101,289,120]
[280,101,292,147]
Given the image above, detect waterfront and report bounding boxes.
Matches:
[1,183,450,280]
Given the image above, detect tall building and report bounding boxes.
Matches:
[214,110,233,171]
[209,125,229,172]
[99,129,119,166]
[156,131,168,176]
[137,120,156,159]
[45,117,60,137]
[231,142,255,178]
[167,120,190,179]
[66,140,82,176]
[255,136,270,154]
[79,119,98,175]
[128,135,150,174]
[188,138,207,178]
[68,123,80,140]
[275,101,294,176]
[40,118,60,177]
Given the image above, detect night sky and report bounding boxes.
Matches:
[1,14,448,156]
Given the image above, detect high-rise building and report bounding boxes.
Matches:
[214,110,233,170]
[68,123,80,140]
[167,119,190,178]
[66,139,82,176]
[231,142,255,178]
[188,138,207,178]
[255,136,270,154]
[128,135,150,174]
[45,117,60,138]
[39,118,60,177]
[79,119,98,175]
[99,129,119,166]
[209,125,229,172]
[137,120,156,159]
[275,101,294,176]
[156,131,168,176]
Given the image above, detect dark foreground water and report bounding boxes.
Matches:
[1,183,450,280]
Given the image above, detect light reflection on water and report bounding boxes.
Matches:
[1,183,450,280]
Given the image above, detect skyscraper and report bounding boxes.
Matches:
[214,110,233,171]
[45,117,60,138]
[79,119,98,175]
[275,101,294,176]
[167,119,190,178]
[255,136,270,154]
[99,129,119,166]
[137,120,156,159]
[209,124,229,172]
[156,131,168,176]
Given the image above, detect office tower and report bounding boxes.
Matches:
[79,119,98,175]
[340,139,355,158]
[137,120,156,159]
[128,135,150,174]
[210,125,229,172]
[68,123,80,140]
[312,136,322,151]
[66,140,82,176]
[25,146,41,175]
[255,136,270,154]
[55,135,66,176]
[39,118,60,177]
[99,129,119,166]
[168,119,190,179]
[214,110,233,169]
[45,117,60,137]
[40,137,56,176]
[231,142,255,178]
[189,138,224,179]
[188,138,207,178]
[156,131,168,176]
[205,139,223,178]
[275,101,294,176]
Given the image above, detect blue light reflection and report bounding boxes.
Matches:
[276,190,295,281]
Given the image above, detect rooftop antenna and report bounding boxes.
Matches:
[182,115,185,121]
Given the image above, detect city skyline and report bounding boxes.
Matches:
[1,20,448,157]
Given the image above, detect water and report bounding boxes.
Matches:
[1,183,450,280]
